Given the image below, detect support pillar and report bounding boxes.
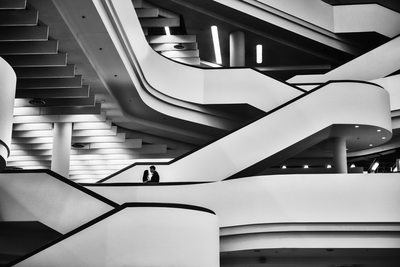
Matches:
[229,31,245,67]
[51,122,72,177]
[396,159,400,172]
[0,58,17,171]
[332,137,347,173]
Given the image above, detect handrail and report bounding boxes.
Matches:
[9,202,215,266]
[98,80,383,183]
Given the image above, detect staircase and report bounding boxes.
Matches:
[133,0,201,66]
[0,0,188,183]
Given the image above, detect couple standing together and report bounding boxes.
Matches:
[142,165,160,183]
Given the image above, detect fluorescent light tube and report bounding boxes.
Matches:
[211,26,222,64]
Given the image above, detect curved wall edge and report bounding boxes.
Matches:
[0,57,16,170]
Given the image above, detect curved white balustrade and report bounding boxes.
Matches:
[0,57,16,170]
[0,171,115,234]
[103,81,391,183]
[16,205,219,267]
[288,36,400,85]
[373,74,400,112]
[87,173,400,250]
[95,0,302,118]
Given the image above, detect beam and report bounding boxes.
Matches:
[0,0,26,10]
[13,103,101,116]
[151,42,198,52]
[0,26,48,41]
[14,94,96,107]
[17,75,82,89]
[13,112,107,124]
[12,123,53,131]
[73,120,112,130]
[0,10,38,26]
[0,40,58,55]
[3,53,67,67]
[72,133,126,144]
[15,85,90,98]
[72,126,118,137]
[139,17,180,27]
[12,130,53,138]
[10,143,53,150]
[147,35,196,44]
[13,65,75,78]
[135,8,159,18]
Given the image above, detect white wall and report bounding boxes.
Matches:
[0,172,114,234]
[373,75,400,111]
[17,206,219,267]
[88,174,400,228]
[0,57,16,169]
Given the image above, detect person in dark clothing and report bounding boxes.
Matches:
[142,165,160,183]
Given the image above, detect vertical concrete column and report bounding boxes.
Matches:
[396,159,400,172]
[51,122,72,177]
[0,57,17,171]
[229,31,245,67]
[332,137,347,173]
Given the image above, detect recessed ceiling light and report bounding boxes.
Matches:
[355,125,359,128]
[377,129,381,132]
[281,165,287,169]
[369,144,373,147]
[304,165,309,169]
[326,164,332,168]
[382,136,386,140]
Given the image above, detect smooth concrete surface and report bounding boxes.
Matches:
[0,172,114,234]
[0,57,16,170]
[16,206,219,267]
[88,173,400,229]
